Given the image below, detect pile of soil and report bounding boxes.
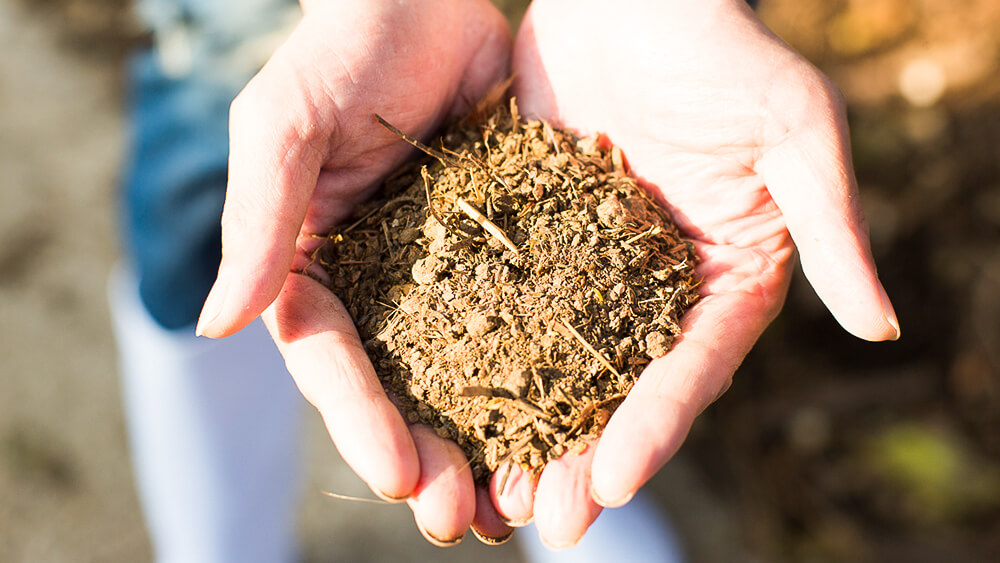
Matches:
[317,100,699,482]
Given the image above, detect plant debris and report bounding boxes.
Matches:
[316,99,700,483]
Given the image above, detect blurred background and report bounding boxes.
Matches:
[1,0,997,561]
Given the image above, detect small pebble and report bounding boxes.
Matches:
[597,195,626,229]
[645,331,670,359]
[466,313,500,337]
[411,256,442,285]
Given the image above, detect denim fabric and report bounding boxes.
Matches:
[121,0,297,329]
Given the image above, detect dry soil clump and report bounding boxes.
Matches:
[317,100,700,483]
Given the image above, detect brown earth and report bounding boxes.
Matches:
[320,101,698,482]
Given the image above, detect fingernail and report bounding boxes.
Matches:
[878,284,901,341]
[371,485,408,504]
[414,516,464,547]
[195,273,229,337]
[472,527,514,545]
[540,533,581,551]
[592,486,633,508]
[499,515,533,528]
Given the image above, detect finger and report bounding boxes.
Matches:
[509,3,559,123]
[472,485,514,545]
[533,444,603,550]
[756,74,899,342]
[591,242,787,507]
[197,30,331,338]
[448,0,513,118]
[262,273,419,500]
[406,425,477,547]
[490,462,536,526]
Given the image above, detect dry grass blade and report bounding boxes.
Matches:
[455,197,520,256]
[321,490,392,504]
[496,434,535,495]
[624,225,662,245]
[459,385,552,420]
[461,75,515,126]
[421,165,456,236]
[560,319,622,379]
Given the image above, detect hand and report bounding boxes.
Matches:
[195,0,514,545]
[496,0,900,548]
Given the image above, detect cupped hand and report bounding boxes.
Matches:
[497,0,900,548]
[195,0,513,545]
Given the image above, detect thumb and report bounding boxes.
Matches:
[196,44,330,338]
[756,75,900,342]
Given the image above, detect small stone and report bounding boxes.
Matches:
[423,217,447,241]
[530,450,544,467]
[411,256,443,285]
[386,283,413,304]
[467,313,500,337]
[506,368,531,396]
[475,263,491,279]
[597,195,627,229]
[397,226,421,244]
[645,331,670,359]
[533,180,547,200]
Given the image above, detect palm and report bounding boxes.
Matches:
[221,0,513,286]
[495,0,899,547]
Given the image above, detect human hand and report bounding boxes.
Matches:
[195,0,514,545]
[496,0,900,548]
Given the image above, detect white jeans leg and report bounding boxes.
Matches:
[518,490,686,563]
[108,265,303,563]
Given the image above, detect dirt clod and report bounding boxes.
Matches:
[316,99,700,482]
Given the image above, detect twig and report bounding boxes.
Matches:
[380,221,391,245]
[342,203,384,234]
[458,386,551,420]
[375,113,512,193]
[560,319,621,379]
[421,166,457,237]
[375,114,455,166]
[455,198,520,256]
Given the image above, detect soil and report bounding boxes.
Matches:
[317,100,699,482]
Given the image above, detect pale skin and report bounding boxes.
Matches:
[196,0,900,550]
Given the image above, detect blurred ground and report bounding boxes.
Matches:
[1,0,999,562]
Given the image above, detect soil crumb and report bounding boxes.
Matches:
[317,99,700,483]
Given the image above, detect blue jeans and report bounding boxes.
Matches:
[120,0,298,329]
[114,6,306,563]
